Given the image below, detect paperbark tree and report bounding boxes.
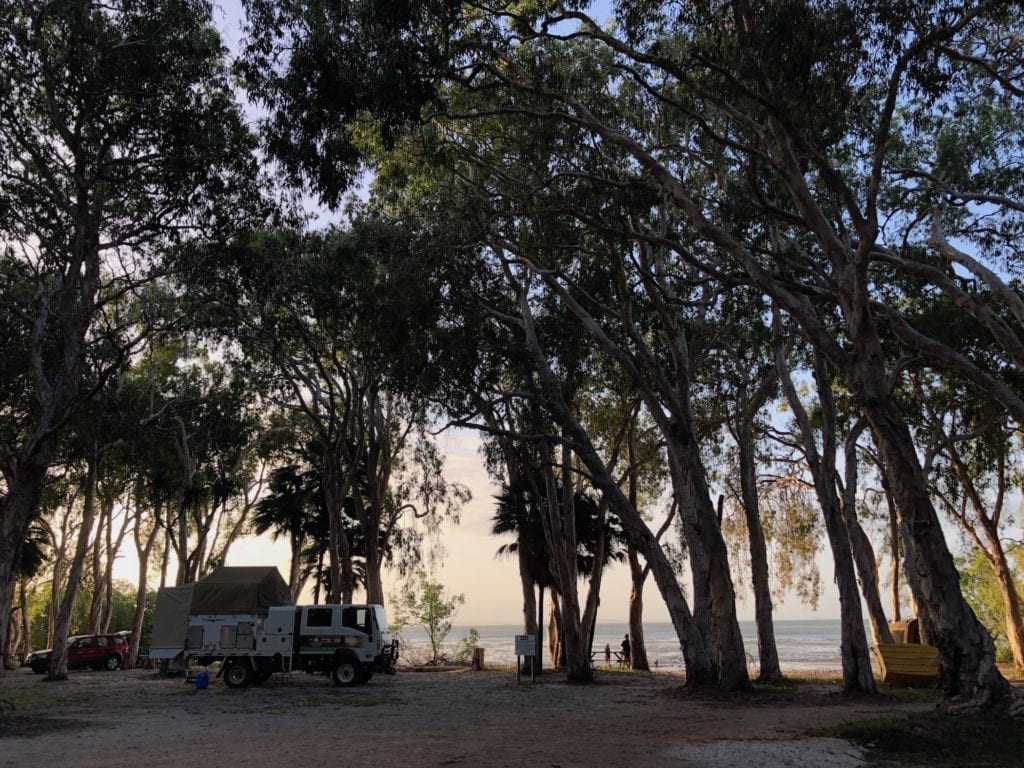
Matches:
[0,0,261,666]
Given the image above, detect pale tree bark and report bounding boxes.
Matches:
[524,14,1011,704]
[732,373,783,681]
[842,420,895,647]
[929,423,1024,668]
[505,241,746,689]
[128,494,161,669]
[776,336,875,693]
[48,456,100,680]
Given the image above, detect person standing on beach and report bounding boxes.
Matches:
[620,634,631,668]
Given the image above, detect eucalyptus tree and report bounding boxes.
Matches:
[185,225,468,605]
[0,0,262,667]
[914,374,1024,668]
[774,318,875,693]
[239,0,1024,701]
[705,297,783,682]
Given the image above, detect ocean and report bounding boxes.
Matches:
[440,619,844,671]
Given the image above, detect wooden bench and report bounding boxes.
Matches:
[873,643,940,686]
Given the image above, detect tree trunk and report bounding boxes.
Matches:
[548,587,562,669]
[984,539,1024,669]
[735,405,782,681]
[887,488,902,621]
[49,456,100,680]
[842,422,895,647]
[0,446,56,676]
[626,544,650,671]
[322,449,355,604]
[128,501,160,669]
[20,580,32,660]
[864,393,1010,702]
[518,558,540,675]
[778,341,875,693]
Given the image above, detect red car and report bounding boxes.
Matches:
[28,633,129,673]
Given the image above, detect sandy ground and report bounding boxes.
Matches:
[0,665,939,768]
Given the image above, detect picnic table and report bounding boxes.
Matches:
[589,649,629,667]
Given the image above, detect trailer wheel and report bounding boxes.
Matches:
[224,661,253,688]
[331,658,359,687]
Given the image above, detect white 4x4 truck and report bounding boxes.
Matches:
[149,566,399,688]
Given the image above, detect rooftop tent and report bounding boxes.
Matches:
[189,566,291,615]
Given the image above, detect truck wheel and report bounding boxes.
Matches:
[331,659,359,687]
[224,661,253,688]
[254,670,272,684]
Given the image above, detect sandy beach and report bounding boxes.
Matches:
[0,665,940,768]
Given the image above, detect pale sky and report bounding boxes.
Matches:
[114,429,844,625]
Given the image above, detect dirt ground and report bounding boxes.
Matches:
[0,665,940,768]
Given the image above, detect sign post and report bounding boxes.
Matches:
[514,634,537,683]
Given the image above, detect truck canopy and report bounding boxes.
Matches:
[190,566,291,614]
[147,567,291,659]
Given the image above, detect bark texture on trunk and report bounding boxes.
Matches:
[778,343,875,693]
[867,396,1010,703]
[48,456,99,680]
[843,422,895,647]
[517,299,717,684]
[735,401,782,682]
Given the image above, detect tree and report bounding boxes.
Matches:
[392,574,464,666]
[184,226,468,606]
[0,0,262,668]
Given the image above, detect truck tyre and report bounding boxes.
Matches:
[331,658,359,687]
[224,660,253,688]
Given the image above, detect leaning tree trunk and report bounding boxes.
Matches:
[981,532,1024,669]
[886,487,902,622]
[49,456,100,681]
[862,380,1010,704]
[778,342,875,693]
[843,422,895,647]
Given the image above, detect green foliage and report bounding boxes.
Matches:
[454,628,480,665]
[957,546,1023,662]
[26,581,155,652]
[390,573,464,665]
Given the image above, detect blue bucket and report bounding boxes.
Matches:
[195,671,209,691]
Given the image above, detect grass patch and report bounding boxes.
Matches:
[823,712,1024,767]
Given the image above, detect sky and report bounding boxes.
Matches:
[114,427,847,625]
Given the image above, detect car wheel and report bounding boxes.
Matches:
[223,661,253,689]
[331,658,359,687]
[104,655,122,671]
[31,665,46,675]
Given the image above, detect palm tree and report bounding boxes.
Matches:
[252,464,317,602]
[494,474,623,669]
